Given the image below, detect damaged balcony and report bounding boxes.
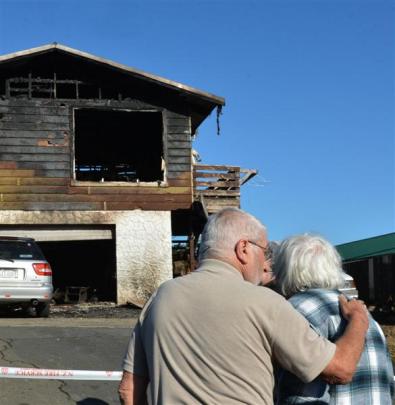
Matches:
[193,164,257,215]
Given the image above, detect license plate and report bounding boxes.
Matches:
[0,269,17,278]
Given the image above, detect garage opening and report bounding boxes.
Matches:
[39,239,116,303]
[74,109,164,183]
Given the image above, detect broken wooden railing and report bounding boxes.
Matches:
[193,164,257,215]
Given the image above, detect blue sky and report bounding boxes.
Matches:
[0,0,393,245]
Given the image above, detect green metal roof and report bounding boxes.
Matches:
[336,233,395,262]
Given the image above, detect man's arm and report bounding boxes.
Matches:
[320,295,369,384]
[118,370,149,405]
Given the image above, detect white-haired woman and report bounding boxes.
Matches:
[273,234,394,404]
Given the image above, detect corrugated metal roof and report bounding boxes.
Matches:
[0,43,225,106]
[336,232,395,262]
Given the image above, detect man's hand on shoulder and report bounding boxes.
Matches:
[339,295,369,329]
[321,295,369,384]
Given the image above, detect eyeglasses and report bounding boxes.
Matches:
[247,240,272,261]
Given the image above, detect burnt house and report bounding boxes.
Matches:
[0,43,256,306]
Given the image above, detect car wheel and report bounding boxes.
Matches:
[36,303,50,318]
[25,305,36,317]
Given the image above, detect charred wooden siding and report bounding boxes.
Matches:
[165,111,192,187]
[0,99,192,211]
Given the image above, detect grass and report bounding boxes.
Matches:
[381,324,395,362]
[373,311,395,363]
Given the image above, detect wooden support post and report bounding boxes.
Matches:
[188,230,196,273]
[368,258,375,302]
[28,73,32,99]
[53,72,57,99]
[5,79,10,98]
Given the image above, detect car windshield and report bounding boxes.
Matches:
[0,241,45,261]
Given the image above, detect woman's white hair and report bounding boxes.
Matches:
[198,208,266,261]
[273,234,345,297]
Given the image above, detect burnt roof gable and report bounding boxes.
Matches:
[0,43,225,133]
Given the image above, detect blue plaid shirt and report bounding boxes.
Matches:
[275,289,394,404]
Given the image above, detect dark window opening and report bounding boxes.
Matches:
[74,109,164,182]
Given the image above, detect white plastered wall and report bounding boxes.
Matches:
[0,210,172,306]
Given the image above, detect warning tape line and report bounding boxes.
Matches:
[0,366,122,381]
[1,366,393,383]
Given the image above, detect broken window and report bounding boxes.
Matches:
[74,109,164,182]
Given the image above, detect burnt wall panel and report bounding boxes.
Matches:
[0,99,71,181]
[165,111,192,191]
[0,99,193,211]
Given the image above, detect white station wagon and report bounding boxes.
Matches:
[0,236,53,317]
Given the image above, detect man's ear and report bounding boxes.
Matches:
[235,239,248,264]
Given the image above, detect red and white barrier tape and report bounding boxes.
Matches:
[1,366,393,383]
[0,367,122,381]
